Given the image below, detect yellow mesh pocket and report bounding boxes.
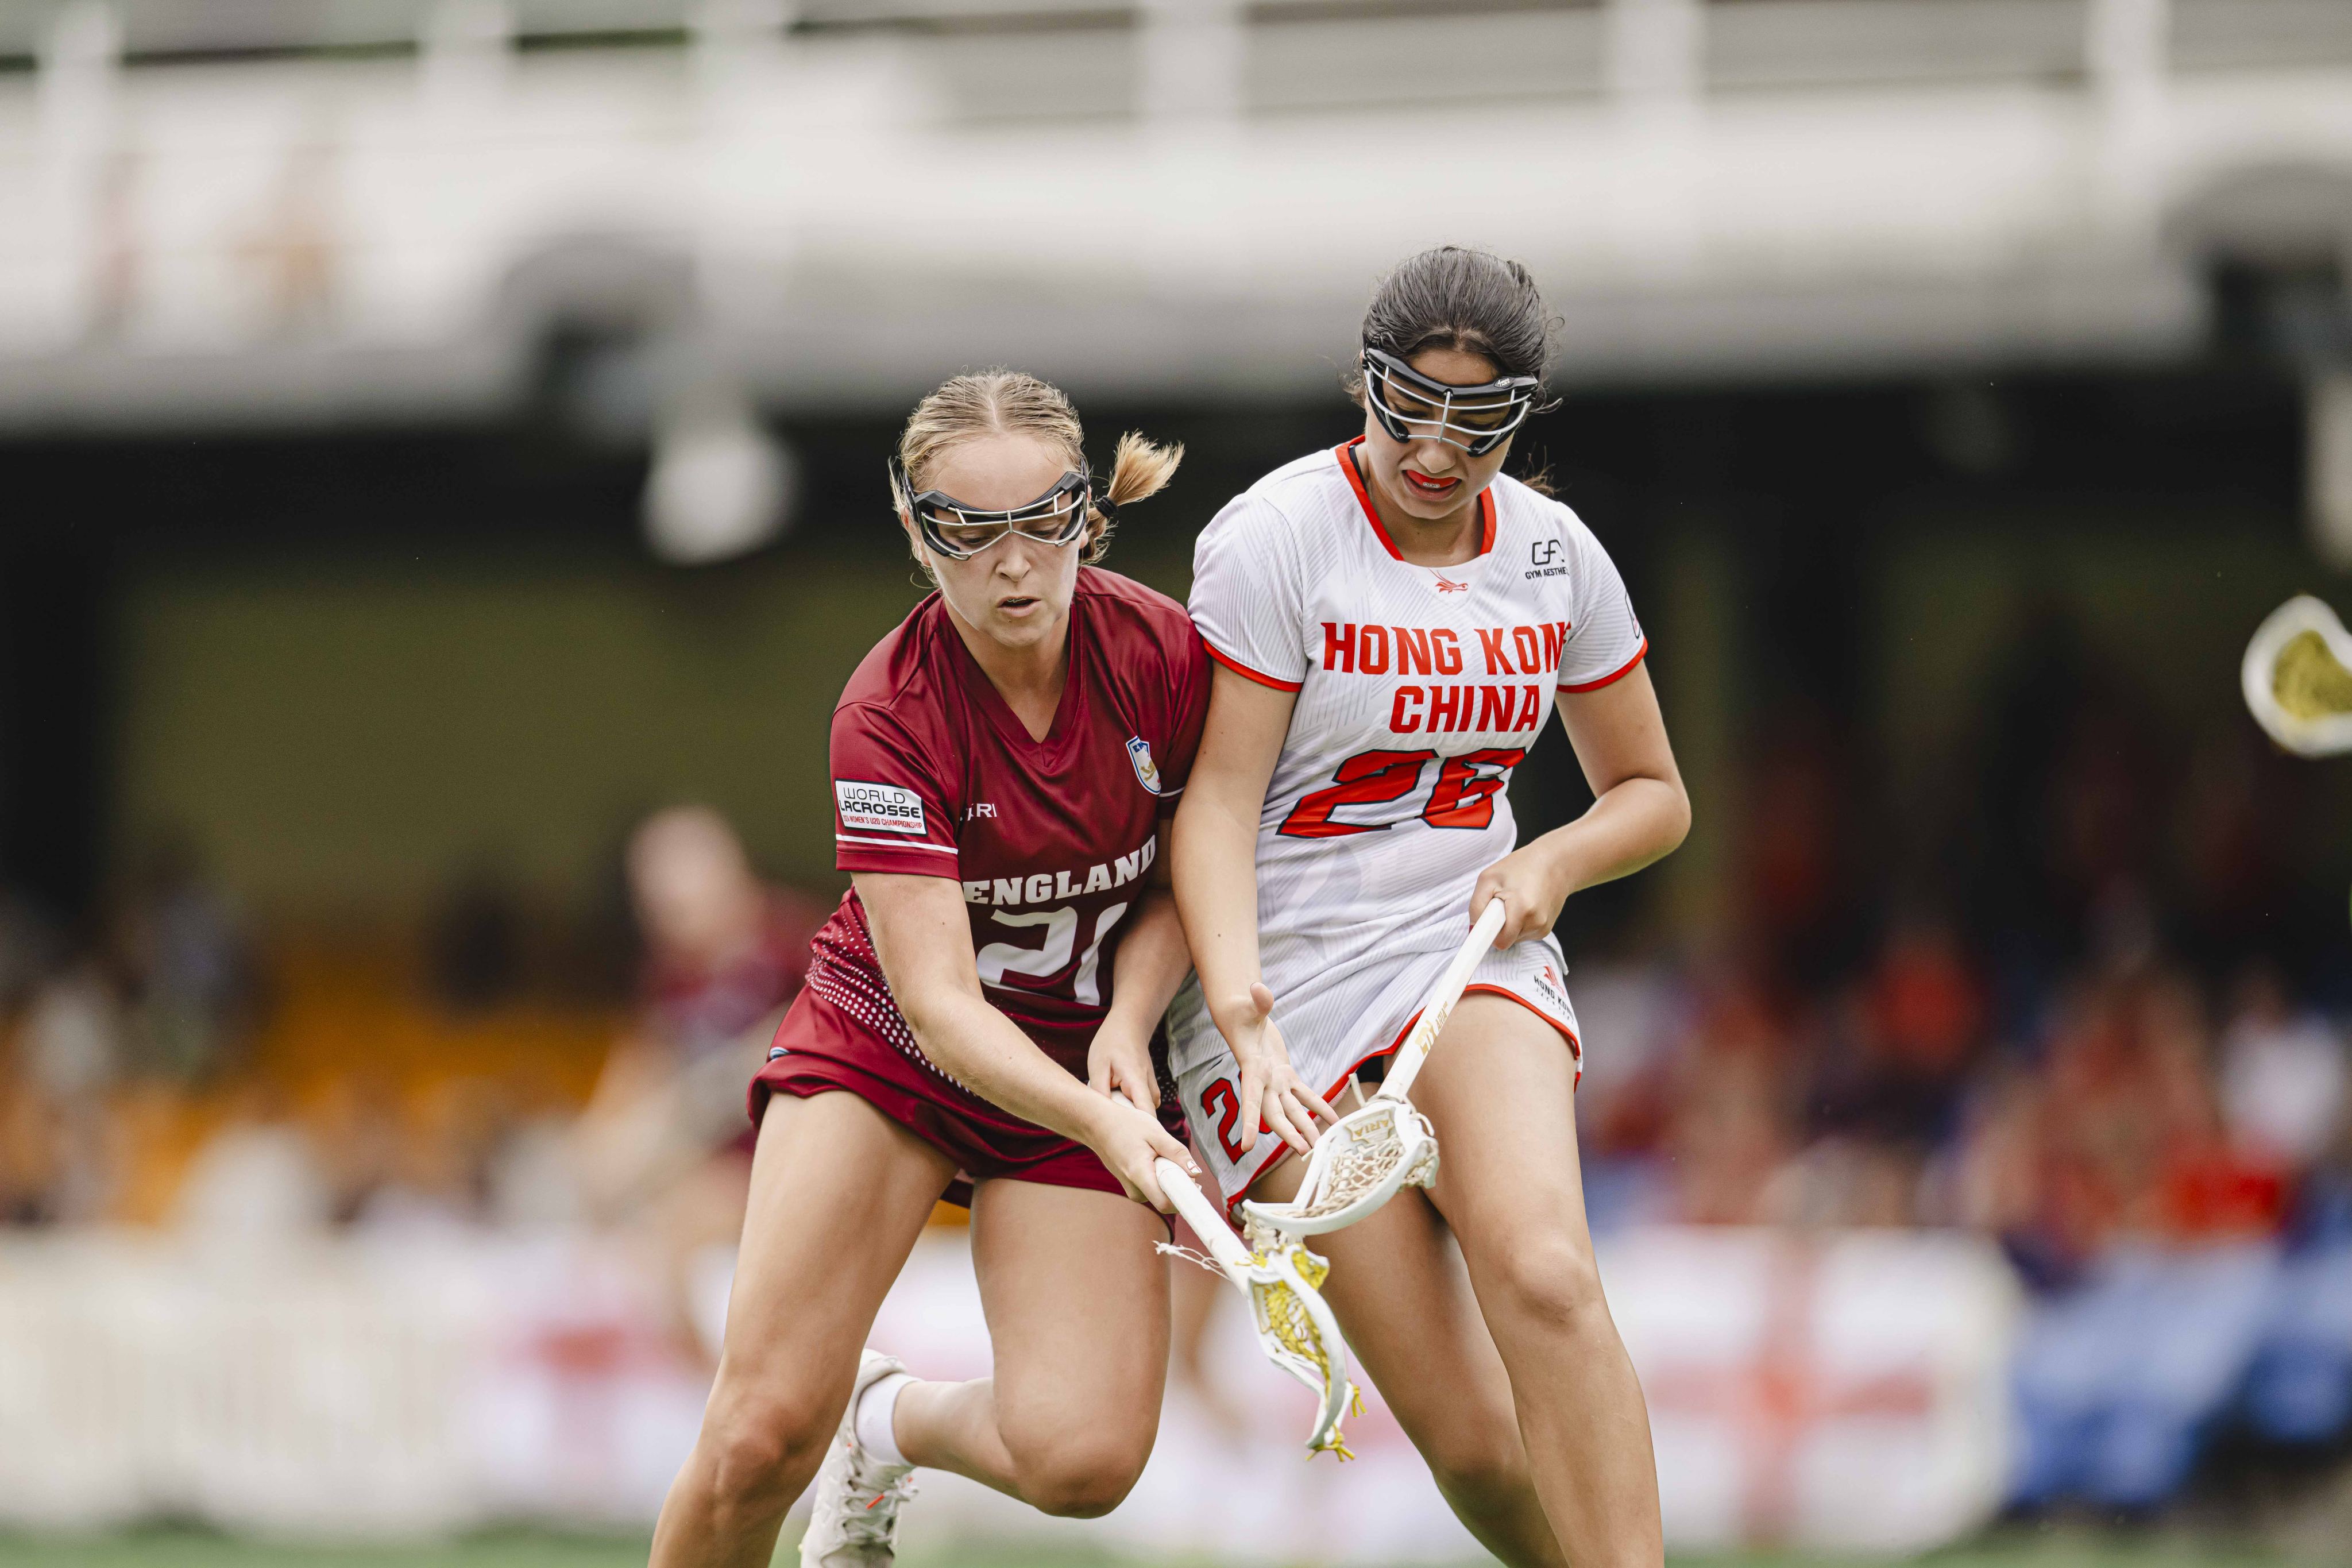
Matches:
[1250,1248,1355,1457]
[2274,629,2352,720]
[1254,1277,1330,1374]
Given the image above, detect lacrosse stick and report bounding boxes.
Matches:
[1152,1157,1358,1457]
[1239,897,1508,1239]
[2243,595,2352,757]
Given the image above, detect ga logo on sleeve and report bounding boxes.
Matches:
[836,780,928,835]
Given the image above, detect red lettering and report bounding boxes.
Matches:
[1361,624,1391,675]
[1428,683,1463,731]
[1396,627,1432,675]
[1516,683,1543,728]
[1424,748,1527,830]
[1477,627,1513,674]
[1390,685,1426,733]
[1477,685,1515,728]
[1432,628,1462,675]
[1322,621,1355,673]
[1513,626,1542,673]
[1540,621,1564,671]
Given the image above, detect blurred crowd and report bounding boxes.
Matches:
[0,808,825,1358]
[1567,613,2352,1513]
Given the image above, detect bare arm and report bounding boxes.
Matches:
[855,870,1198,1209]
[1170,665,1333,1157]
[1472,662,1690,946]
[1086,824,1191,1114]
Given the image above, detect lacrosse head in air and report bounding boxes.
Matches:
[1238,1232,1360,1457]
[2244,595,2352,757]
[1238,1098,1439,1238]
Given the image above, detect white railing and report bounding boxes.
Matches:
[2,0,2349,423]
[0,1226,2020,1552]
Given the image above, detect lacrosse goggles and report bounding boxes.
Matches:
[1361,347,1542,457]
[889,457,1093,561]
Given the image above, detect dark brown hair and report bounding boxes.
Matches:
[1347,246,1563,492]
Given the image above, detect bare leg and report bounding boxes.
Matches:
[893,1178,1171,1516]
[1166,1221,1250,1439]
[1417,994,1664,1568]
[650,1094,952,1568]
[1249,1095,1567,1568]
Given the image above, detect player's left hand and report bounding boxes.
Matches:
[1087,1025,1160,1118]
[1470,842,1572,949]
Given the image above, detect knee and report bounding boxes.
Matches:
[700,1385,836,1512]
[1486,1233,1609,1335]
[1013,1437,1150,1519]
[1425,1433,1532,1518]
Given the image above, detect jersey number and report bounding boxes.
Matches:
[1199,1079,1249,1163]
[975,902,1130,1005]
[1276,747,1527,838]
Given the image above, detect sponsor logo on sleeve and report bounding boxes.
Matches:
[1526,538,1566,580]
[836,779,928,836]
[1126,736,1163,795]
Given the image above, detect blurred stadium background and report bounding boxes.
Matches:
[4,0,2352,1562]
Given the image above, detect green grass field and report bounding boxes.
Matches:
[0,1529,2318,1568]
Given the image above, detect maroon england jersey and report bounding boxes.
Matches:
[794,567,1210,1113]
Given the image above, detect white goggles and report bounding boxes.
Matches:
[1362,349,1540,457]
[890,458,1093,561]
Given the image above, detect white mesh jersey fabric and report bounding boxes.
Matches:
[1167,443,1635,1199]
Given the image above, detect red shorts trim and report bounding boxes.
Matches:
[1218,990,1582,1215]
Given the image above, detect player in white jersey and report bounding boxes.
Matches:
[1170,248,1686,1567]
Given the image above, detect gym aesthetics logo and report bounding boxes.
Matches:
[836,779,928,835]
[1126,736,1163,795]
[1527,538,1566,580]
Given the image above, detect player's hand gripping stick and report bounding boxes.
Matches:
[1238,897,1508,1238]
[1152,1157,1358,1458]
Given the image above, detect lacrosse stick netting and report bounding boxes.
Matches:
[1152,1157,1358,1457]
[1242,899,1507,1237]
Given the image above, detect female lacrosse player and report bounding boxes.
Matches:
[653,372,1223,1568]
[1170,247,1685,1567]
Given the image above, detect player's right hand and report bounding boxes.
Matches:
[1084,1094,1199,1214]
[1214,982,1334,1160]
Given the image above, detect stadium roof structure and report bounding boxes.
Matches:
[0,0,2349,431]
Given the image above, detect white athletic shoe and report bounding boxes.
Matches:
[799,1349,918,1568]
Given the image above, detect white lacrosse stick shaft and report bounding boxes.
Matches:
[1242,898,1509,1235]
[1155,1157,1256,1282]
[1369,897,1508,1107]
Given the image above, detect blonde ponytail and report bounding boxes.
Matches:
[1084,431,1184,561]
[894,370,1183,565]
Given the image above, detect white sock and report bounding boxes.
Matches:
[853,1372,914,1469]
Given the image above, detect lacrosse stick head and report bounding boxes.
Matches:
[1237,1233,1360,1456]
[2244,595,2352,757]
[1238,1098,1439,1238]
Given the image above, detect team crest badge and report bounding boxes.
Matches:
[1126,736,1163,795]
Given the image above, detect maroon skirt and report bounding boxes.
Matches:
[749,983,1182,1209]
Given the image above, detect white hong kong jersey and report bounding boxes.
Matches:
[1164,441,1646,1194]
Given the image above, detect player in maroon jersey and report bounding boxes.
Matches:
[651,372,1261,1568]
